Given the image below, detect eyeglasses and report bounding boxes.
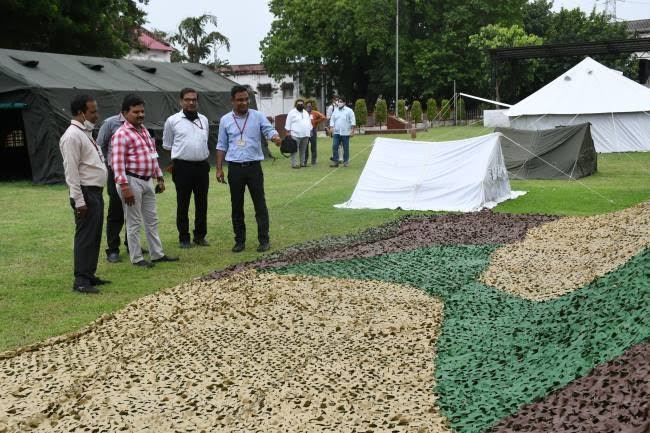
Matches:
[182,98,198,102]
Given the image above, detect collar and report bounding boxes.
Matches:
[124,121,145,133]
[232,110,249,118]
[71,119,85,128]
[180,110,202,118]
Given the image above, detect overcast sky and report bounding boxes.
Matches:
[141,0,650,65]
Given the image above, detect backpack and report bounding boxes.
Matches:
[279,135,297,156]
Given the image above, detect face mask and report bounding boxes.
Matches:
[296,105,304,111]
[84,120,95,130]
[306,106,312,113]
[338,102,345,108]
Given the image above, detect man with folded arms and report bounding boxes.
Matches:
[163,87,211,249]
[111,94,178,267]
[59,94,109,294]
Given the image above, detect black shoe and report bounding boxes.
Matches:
[179,241,192,249]
[73,285,100,294]
[329,163,339,167]
[231,243,245,253]
[106,252,121,263]
[256,243,271,253]
[152,255,179,263]
[90,277,111,286]
[193,238,210,247]
[133,260,154,268]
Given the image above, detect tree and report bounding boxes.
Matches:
[354,99,368,127]
[426,98,437,125]
[374,98,388,129]
[397,99,406,119]
[411,100,422,124]
[0,0,149,58]
[440,98,451,121]
[170,14,230,64]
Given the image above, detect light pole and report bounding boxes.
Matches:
[395,0,399,114]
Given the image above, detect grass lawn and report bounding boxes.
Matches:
[0,125,648,352]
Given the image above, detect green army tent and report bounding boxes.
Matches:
[0,48,254,183]
[495,123,597,180]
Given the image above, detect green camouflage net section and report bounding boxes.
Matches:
[271,245,650,433]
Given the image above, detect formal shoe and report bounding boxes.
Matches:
[329,163,339,168]
[292,165,301,169]
[73,285,100,294]
[90,277,111,286]
[106,252,121,263]
[256,243,271,253]
[329,156,337,162]
[152,255,179,263]
[343,162,349,167]
[231,243,245,253]
[179,241,192,249]
[133,260,154,268]
[193,238,210,247]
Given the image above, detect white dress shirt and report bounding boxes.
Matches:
[162,110,210,161]
[285,108,312,138]
[59,120,107,207]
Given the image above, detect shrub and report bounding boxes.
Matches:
[354,99,368,127]
[440,98,451,120]
[457,98,466,121]
[374,98,388,128]
[426,98,437,122]
[397,99,406,119]
[411,100,422,124]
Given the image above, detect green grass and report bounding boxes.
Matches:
[0,125,648,351]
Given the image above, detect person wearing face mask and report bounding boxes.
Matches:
[285,98,313,168]
[303,101,325,166]
[162,88,211,249]
[328,96,356,167]
[59,94,109,294]
[112,94,179,268]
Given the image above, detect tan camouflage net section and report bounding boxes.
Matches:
[481,201,650,301]
[0,271,451,433]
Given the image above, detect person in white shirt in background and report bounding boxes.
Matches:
[163,88,211,249]
[328,96,356,167]
[59,94,109,294]
[285,98,313,168]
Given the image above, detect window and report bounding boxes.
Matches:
[4,130,25,148]
[258,84,273,99]
[282,83,294,99]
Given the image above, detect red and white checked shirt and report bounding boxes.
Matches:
[111,121,162,184]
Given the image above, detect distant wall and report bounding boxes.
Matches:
[484,109,510,128]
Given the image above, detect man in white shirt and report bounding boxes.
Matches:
[163,88,211,248]
[59,94,108,294]
[328,96,356,167]
[284,99,313,168]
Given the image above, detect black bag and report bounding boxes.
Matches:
[280,135,297,156]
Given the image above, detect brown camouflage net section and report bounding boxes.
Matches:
[486,338,650,433]
[207,210,558,281]
[0,271,452,433]
[481,201,650,301]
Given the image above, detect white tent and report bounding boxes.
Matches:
[507,57,650,153]
[335,134,524,212]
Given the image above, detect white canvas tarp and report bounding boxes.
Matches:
[335,134,525,211]
[507,57,650,153]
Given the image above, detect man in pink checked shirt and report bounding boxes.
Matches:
[111,94,178,268]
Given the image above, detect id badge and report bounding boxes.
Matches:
[236,139,245,147]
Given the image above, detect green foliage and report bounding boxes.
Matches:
[456,98,466,120]
[170,14,230,64]
[426,98,437,122]
[374,98,388,128]
[411,100,422,124]
[354,99,368,127]
[440,98,451,120]
[0,0,149,58]
[397,99,406,119]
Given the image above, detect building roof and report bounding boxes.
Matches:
[627,19,650,35]
[222,64,267,75]
[138,33,174,52]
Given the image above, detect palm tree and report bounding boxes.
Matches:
[170,14,230,64]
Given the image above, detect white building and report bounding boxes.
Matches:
[627,19,650,87]
[221,64,308,117]
[125,29,174,63]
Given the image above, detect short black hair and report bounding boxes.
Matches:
[70,94,95,116]
[231,85,249,98]
[121,94,145,113]
[295,99,305,105]
[180,87,198,99]
[338,96,346,103]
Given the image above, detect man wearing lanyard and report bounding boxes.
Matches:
[285,98,312,168]
[163,88,210,249]
[112,94,178,267]
[59,94,109,294]
[216,85,281,253]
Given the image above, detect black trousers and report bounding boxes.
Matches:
[172,159,210,243]
[303,129,317,164]
[70,186,104,286]
[105,166,126,255]
[227,161,269,245]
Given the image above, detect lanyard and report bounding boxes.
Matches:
[73,124,104,162]
[185,117,203,130]
[232,111,249,142]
